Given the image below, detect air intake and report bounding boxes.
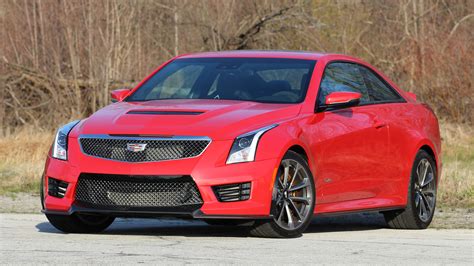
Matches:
[79,135,211,163]
[213,182,251,202]
[48,177,68,198]
[74,174,203,212]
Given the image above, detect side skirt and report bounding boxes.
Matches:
[314,206,406,217]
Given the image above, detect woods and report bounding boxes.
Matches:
[1,0,473,133]
[0,0,473,208]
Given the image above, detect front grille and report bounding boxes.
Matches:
[75,174,203,211]
[213,182,251,202]
[79,135,211,162]
[48,177,68,198]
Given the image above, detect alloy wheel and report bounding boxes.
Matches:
[414,158,436,222]
[273,159,313,230]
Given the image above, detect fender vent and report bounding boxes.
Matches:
[213,182,251,202]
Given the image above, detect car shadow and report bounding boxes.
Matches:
[36,212,387,237]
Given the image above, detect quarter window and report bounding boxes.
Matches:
[359,67,402,102]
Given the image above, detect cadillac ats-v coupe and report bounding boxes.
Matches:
[42,51,441,238]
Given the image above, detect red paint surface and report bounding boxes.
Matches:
[43,51,441,217]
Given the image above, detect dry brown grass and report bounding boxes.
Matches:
[0,129,53,194]
[438,122,474,208]
[0,122,472,207]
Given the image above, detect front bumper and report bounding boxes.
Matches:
[42,139,279,218]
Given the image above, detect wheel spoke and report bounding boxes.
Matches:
[419,195,428,218]
[421,161,430,186]
[288,179,309,192]
[283,166,290,188]
[420,194,428,217]
[289,196,309,205]
[289,164,301,189]
[284,202,294,229]
[277,201,286,223]
[416,161,424,184]
[288,199,304,221]
[420,192,432,213]
[278,179,284,190]
[415,192,421,208]
[422,188,435,196]
[422,172,434,187]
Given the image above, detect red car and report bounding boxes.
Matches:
[42,51,441,238]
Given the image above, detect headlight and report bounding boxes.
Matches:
[226,124,278,164]
[52,120,80,160]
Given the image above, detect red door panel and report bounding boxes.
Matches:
[310,105,389,204]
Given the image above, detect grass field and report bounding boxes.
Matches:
[0,122,472,208]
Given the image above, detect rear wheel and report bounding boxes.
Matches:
[46,213,115,233]
[250,151,315,238]
[383,150,437,229]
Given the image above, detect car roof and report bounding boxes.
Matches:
[178,50,344,60]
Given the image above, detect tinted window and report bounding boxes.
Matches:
[317,63,370,106]
[149,65,204,99]
[127,58,316,103]
[359,67,402,102]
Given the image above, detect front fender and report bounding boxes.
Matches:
[256,120,315,175]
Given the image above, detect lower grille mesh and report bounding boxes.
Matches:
[75,174,203,211]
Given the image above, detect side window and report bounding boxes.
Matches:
[359,67,402,102]
[317,63,370,106]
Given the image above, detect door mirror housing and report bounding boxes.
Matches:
[111,88,131,102]
[318,92,361,111]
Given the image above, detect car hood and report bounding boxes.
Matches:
[73,99,301,140]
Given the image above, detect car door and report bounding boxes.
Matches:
[310,62,390,205]
[358,65,407,200]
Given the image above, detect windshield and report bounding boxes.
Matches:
[126,58,316,103]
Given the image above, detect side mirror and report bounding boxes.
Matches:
[111,88,131,102]
[318,92,361,111]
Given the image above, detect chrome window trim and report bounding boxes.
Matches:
[78,134,212,163]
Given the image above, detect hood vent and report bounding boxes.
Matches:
[127,110,204,115]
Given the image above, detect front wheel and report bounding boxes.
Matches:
[250,151,315,238]
[46,213,115,233]
[383,150,437,229]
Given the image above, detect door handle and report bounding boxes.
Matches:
[373,119,387,129]
[372,119,387,129]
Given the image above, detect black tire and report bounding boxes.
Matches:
[204,219,252,226]
[383,150,437,229]
[250,151,315,238]
[46,213,115,233]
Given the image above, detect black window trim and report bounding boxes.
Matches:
[315,60,406,113]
